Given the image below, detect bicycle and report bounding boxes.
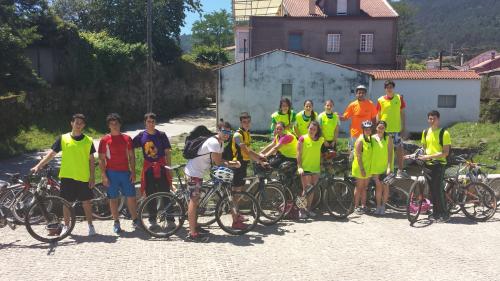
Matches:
[0,172,76,243]
[444,155,497,221]
[366,174,409,212]
[137,165,260,238]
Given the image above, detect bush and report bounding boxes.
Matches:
[191,45,229,65]
[480,100,500,123]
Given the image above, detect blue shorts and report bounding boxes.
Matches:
[388,132,402,146]
[106,170,136,199]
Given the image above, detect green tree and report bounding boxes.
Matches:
[392,1,418,55]
[51,0,201,64]
[191,9,233,49]
[191,45,229,65]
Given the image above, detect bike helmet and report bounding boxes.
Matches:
[356,85,367,92]
[279,161,297,174]
[361,120,373,129]
[211,166,234,183]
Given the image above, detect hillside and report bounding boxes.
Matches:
[400,0,500,59]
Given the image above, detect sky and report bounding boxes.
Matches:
[181,0,232,35]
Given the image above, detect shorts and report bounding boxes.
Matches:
[388,132,402,146]
[321,141,337,153]
[60,178,94,202]
[106,170,136,199]
[232,160,249,187]
[187,177,202,199]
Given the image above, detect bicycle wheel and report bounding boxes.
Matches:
[138,192,185,238]
[386,185,409,212]
[215,191,260,235]
[255,183,285,226]
[460,182,497,222]
[406,182,424,225]
[14,190,45,224]
[309,184,322,211]
[91,184,112,220]
[322,179,354,219]
[444,181,461,215]
[487,177,500,207]
[197,187,221,227]
[25,196,75,243]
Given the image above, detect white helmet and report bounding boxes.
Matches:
[212,166,234,183]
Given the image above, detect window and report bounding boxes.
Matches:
[288,33,302,51]
[282,84,292,100]
[438,95,457,108]
[360,34,373,53]
[337,0,347,15]
[327,34,341,53]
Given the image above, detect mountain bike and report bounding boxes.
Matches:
[137,165,260,238]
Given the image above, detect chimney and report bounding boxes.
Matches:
[309,0,316,15]
[492,51,496,60]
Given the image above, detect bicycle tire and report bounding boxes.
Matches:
[14,190,45,224]
[255,183,285,226]
[25,195,75,243]
[322,179,354,219]
[460,182,497,222]
[406,182,424,225]
[197,187,221,227]
[486,177,500,207]
[444,181,461,215]
[309,184,322,211]
[386,185,409,212]
[215,191,260,235]
[90,184,113,220]
[137,192,185,238]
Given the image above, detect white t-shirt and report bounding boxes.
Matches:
[185,137,223,178]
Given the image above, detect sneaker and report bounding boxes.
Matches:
[196,226,210,234]
[88,224,96,236]
[185,233,209,243]
[373,207,381,215]
[306,210,317,218]
[397,170,410,179]
[361,206,369,214]
[436,215,450,223]
[113,221,122,234]
[61,225,69,235]
[232,221,249,230]
[380,206,386,215]
[131,219,139,229]
[355,207,364,215]
[298,209,308,219]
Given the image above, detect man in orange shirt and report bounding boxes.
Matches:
[340,85,377,150]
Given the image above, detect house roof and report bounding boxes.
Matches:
[360,0,398,18]
[369,70,481,80]
[217,49,372,75]
[283,0,326,17]
[470,56,500,69]
[464,49,498,68]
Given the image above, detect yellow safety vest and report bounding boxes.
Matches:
[378,94,402,133]
[274,133,298,159]
[59,133,93,182]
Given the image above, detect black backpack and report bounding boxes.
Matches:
[183,125,215,159]
[222,128,246,161]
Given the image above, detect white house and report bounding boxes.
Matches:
[217,49,372,133]
[369,70,481,132]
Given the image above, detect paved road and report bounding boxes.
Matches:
[0,106,216,181]
[2,210,500,281]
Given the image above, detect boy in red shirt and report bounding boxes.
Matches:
[98,113,138,233]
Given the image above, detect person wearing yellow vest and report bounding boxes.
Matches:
[413,110,451,222]
[376,80,407,178]
[318,99,339,152]
[294,100,318,137]
[370,120,394,215]
[231,112,267,229]
[297,121,324,219]
[270,98,296,135]
[31,114,97,236]
[260,122,298,168]
[351,120,373,214]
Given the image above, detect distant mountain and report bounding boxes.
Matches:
[401,0,500,59]
[180,34,192,53]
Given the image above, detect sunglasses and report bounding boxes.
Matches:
[221,129,232,135]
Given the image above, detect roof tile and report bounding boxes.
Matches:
[283,0,398,18]
[369,70,480,80]
[283,0,326,17]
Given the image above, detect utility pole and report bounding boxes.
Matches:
[439,51,443,70]
[146,0,153,112]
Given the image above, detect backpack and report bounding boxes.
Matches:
[183,125,215,159]
[423,127,452,164]
[222,128,246,161]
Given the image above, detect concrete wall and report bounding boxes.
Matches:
[371,79,481,132]
[218,50,372,133]
[249,16,397,69]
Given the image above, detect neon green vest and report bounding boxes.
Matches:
[271,110,295,134]
[300,135,324,173]
[351,135,372,179]
[378,94,402,133]
[370,134,390,174]
[274,133,298,159]
[295,110,317,137]
[59,133,93,182]
[318,112,339,141]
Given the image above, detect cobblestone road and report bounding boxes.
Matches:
[2,210,500,281]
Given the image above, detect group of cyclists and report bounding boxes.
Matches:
[30,79,453,242]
